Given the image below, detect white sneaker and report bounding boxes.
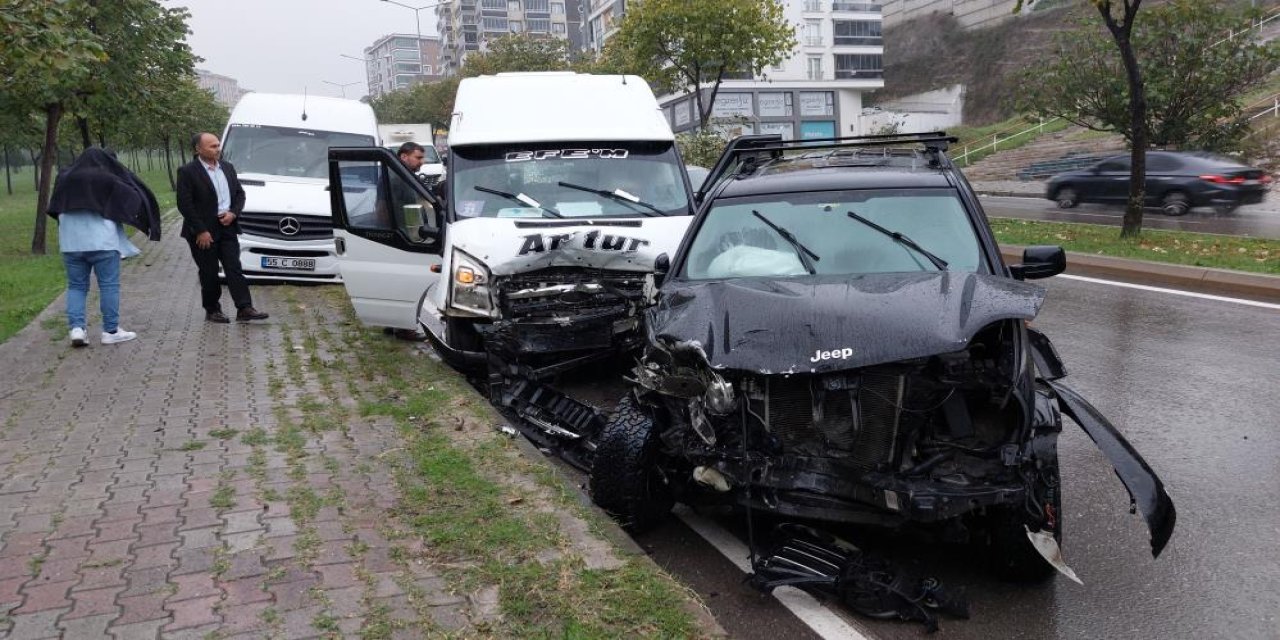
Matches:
[69,327,88,347]
[101,328,137,345]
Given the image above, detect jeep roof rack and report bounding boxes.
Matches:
[696,132,959,202]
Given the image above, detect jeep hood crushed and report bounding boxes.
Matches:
[647,271,1046,374]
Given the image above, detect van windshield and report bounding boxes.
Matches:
[450,141,691,218]
[222,124,375,179]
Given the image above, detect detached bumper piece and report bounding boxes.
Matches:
[1046,380,1176,557]
[492,377,605,472]
[749,524,969,632]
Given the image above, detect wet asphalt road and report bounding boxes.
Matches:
[569,276,1280,639]
[980,195,1280,239]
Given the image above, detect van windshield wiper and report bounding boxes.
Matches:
[473,185,562,218]
[845,210,948,271]
[752,210,819,274]
[556,181,664,217]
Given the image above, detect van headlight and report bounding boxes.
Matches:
[449,249,495,317]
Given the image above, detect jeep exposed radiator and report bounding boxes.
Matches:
[760,374,902,470]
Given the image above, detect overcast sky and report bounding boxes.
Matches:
[163,0,440,98]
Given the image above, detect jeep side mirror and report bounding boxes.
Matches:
[654,253,671,288]
[1010,245,1066,280]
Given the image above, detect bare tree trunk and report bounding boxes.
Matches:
[146,148,153,171]
[77,116,92,150]
[163,135,176,190]
[34,103,66,255]
[1101,1,1147,239]
[28,149,39,191]
[3,145,11,196]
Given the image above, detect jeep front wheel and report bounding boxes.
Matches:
[589,394,673,531]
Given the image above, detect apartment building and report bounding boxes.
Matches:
[363,34,446,99]
[582,0,627,53]
[435,0,584,76]
[658,0,886,140]
[196,69,249,108]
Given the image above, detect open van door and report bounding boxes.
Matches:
[328,147,443,330]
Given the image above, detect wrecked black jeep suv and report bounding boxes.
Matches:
[588,133,1176,582]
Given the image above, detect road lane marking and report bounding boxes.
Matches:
[674,506,876,640]
[1059,274,1280,309]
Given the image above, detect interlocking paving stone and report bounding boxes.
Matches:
[0,220,534,639]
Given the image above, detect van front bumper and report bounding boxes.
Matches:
[233,233,342,283]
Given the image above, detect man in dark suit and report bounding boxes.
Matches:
[176,132,269,323]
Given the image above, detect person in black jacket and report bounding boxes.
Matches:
[176,132,268,323]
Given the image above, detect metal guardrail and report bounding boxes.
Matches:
[1247,94,1280,120]
[953,118,1059,167]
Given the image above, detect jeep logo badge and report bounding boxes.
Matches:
[278,217,301,236]
[810,347,854,363]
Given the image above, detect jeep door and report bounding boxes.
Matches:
[327,147,444,330]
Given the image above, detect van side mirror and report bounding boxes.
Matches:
[653,253,671,288]
[1010,245,1066,280]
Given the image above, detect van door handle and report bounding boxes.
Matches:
[335,237,345,255]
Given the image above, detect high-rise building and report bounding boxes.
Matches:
[196,69,250,108]
[582,0,627,54]
[435,0,583,76]
[363,34,446,99]
[635,0,886,140]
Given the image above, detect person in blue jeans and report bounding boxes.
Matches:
[47,148,161,346]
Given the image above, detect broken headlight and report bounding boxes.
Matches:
[449,249,495,317]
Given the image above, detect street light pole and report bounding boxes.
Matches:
[321,80,361,98]
[379,0,446,81]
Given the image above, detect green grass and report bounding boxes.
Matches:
[991,217,1280,274]
[952,117,1073,167]
[350,324,704,638]
[0,163,177,344]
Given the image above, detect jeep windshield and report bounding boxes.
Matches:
[682,188,984,279]
[222,124,376,179]
[449,141,692,219]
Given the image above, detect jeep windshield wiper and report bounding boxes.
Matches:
[556,181,664,217]
[751,210,819,274]
[473,185,562,218]
[845,210,949,271]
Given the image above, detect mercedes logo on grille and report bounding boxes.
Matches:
[278,217,301,236]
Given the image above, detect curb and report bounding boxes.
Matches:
[505,422,730,638]
[1000,244,1280,302]
[976,190,1042,199]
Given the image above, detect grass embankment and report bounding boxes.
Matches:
[328,287,706,637]
[991,217,1280,274]
[951,117,1073,167]
[0,164,175,343]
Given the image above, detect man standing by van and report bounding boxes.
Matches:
[177,132,269,324]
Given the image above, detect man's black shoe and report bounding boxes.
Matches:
[206,311,231,324]
[236,307,270,322]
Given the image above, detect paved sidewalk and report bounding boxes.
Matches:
[0,221,469,639]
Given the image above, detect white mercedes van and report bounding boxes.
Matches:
[221,93,379,283]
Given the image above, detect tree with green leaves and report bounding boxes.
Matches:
[1017,0,1150,238]
[461,33,576,77]
[606,0,796,130]
[0,0,106,254]
[1020,0,1280,152]
[371,77,461,129]
[75,0,198,149]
